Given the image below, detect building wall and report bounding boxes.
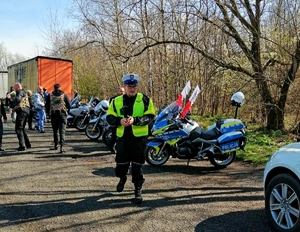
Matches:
[7,57,38,93]
[38,58,73,98]
[7,56,73,98]
[0,71,8,98]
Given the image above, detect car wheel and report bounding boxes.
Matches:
[265,173,300,232]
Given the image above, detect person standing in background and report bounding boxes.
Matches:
[34,86,46,133]
[43,88,49,99]
[43,87,49,122]
[72,89,79,100]
[5,86,14,107]
[7,82,31,151]
[6,86,16,123]
[45,83,71,153]
[108,87,125,103]
[26,90,35,130]
[0,98,7,151]
[43,88,49,122]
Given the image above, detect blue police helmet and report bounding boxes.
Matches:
[122,74,139,85]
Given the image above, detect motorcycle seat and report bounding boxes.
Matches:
[199,127,221,140]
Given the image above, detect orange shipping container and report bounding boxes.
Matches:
[7,56,73,98]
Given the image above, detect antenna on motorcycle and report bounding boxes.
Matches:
[230,92,245,119]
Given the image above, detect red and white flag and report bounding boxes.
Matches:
[180,85,200,118]
[176,80,191,106]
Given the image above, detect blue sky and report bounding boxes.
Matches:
[0,0,75,58]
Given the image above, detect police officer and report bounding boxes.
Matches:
[45,83,71,153]
[7,82,31,151]
[107,74,155,204]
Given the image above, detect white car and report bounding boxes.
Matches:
[263,142,300,232]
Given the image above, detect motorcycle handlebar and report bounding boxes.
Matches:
[179,118,194,126]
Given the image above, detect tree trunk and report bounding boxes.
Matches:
[266,105,284,131]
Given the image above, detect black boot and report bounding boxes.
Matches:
[60,145,65,153]
[116,176,127,192]
[134,179,145,204]
[50,143,58,150]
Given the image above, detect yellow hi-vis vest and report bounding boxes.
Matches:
[107,93,155,137]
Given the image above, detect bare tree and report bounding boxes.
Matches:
[102,0,300,130]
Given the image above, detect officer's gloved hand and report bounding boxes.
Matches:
[135,116,151,126]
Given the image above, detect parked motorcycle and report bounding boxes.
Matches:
[67,97,100,131]
[75,104,98,131]
[145,92,246,169]
[85,100,110,140]
[70,95,81,108]
[102,126,115,147]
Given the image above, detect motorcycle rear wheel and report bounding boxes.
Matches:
[85,123,102,140]
[145,145,170,167]
[75,117,87,131]
[208,151,236,169]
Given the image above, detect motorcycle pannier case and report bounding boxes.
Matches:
[217,131,243,153]
[217,119,244,134]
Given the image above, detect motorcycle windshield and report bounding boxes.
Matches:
[88,97,95,106]
[94,102,102,115]
[153,101,181,129]
[71,95,81,106]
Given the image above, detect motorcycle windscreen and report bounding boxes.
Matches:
[217,131,243,153]
[154,102,180,124]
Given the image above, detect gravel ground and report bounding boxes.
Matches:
[0,120,274,232]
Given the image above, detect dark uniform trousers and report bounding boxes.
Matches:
[15,110,30,148]
[115,134,146,184]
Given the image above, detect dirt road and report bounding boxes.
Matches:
[0,121,273,232]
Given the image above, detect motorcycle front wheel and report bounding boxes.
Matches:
[102,128,115,147]
[85,123,102,140]
[208,151,236,169]
[75,117,87,132]
[145,145,170,167]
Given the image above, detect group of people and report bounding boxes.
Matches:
[4,83,71,153]
[1,73,155,204]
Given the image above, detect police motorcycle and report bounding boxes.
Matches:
[67,97,100,131]
[85,100,110,140]
[145,91,246,169]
